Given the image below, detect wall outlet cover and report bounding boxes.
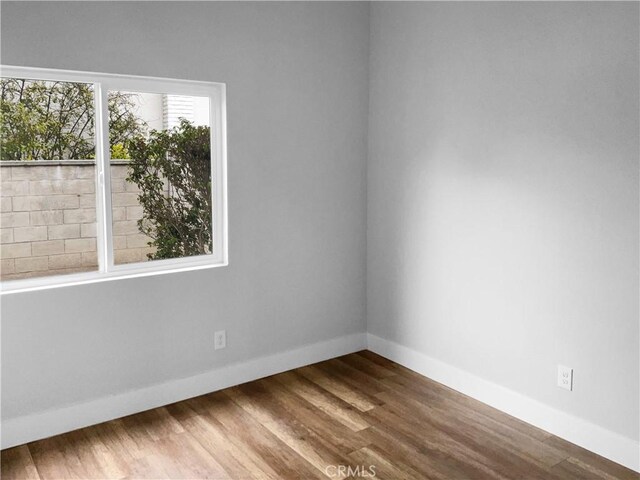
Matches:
[214,330,226,350]
[557,365,573,391]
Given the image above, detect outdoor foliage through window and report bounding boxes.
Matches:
[0,75,215,283]
[126,119,212,260]
[109,91,212,264]
[0,78,146,160]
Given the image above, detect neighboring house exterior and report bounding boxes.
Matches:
[134,92,209,132]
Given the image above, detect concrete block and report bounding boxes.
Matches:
[30,210,64,226]
[65,238,96,253]
[32,240,65,256]
[80,194,96,207]
[63,179,95,194]
[15,165,92,181]
[113,235,128,250]
[114,248,145,265]
[127,234,151,249]
[113,220,140,235]
[1,228,14,243]
[110,179,127,193]
[29,195,80,211]
[1,197,12,212]
[1,258,15,275]
[126,206,144,220]
[111,192,140,207]
[15,256,48,273]
[14,226,48,242]
[82,251,98,267]
[81,223,97,238]
[48,253,82,269]
[12,166,51,180]
[11,197,30,211]
[1,181,29,197]
[1,212,30,227]
[75,165,98,179]
[63,208,96,224]
[48,224,80,240]
[0,242,31,259]
[29,180,65,195]
[110,165,131,179]
[112,207,127,221]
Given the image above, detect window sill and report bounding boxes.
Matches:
[0,258,228,295]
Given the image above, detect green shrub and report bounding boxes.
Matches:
[0,78,145,160]
[126,119,212,260]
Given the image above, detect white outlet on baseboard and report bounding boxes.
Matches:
[214,330,226,350]
[557,365,573,391]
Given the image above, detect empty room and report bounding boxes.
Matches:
[0,1,638,479]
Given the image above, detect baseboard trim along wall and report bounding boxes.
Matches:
[3,331,638,473]
[0,332,367,450]
[367,333,640,472]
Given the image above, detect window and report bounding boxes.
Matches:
[0,66,227,293]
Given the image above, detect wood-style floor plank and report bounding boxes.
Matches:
[296,364,382,412]
[544,436,640,480]
[2,351,637,480]
[378,361,553,443]
[272,371,371,432]
[0,445,41,480]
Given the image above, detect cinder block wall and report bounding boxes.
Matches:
[0,161,156,281]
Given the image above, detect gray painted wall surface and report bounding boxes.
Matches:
[367,2,639,440]
[1,1,369,419]
[2,1,638,447]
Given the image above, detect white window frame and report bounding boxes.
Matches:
[0,66,228,294]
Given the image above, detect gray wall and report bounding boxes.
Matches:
[3,0,638,448]
[367,2,639,441]
[1,2,369,420]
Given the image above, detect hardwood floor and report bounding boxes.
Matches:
[2,351,638,479]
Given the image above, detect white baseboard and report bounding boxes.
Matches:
[0,333,367,450]
[366,333,640,473]
[4,331,637,473]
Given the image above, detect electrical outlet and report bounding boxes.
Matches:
[557,365,573,391]
[214,330,226,350]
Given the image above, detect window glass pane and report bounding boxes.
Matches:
[107,91,212,265]
[1,78,98,281]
